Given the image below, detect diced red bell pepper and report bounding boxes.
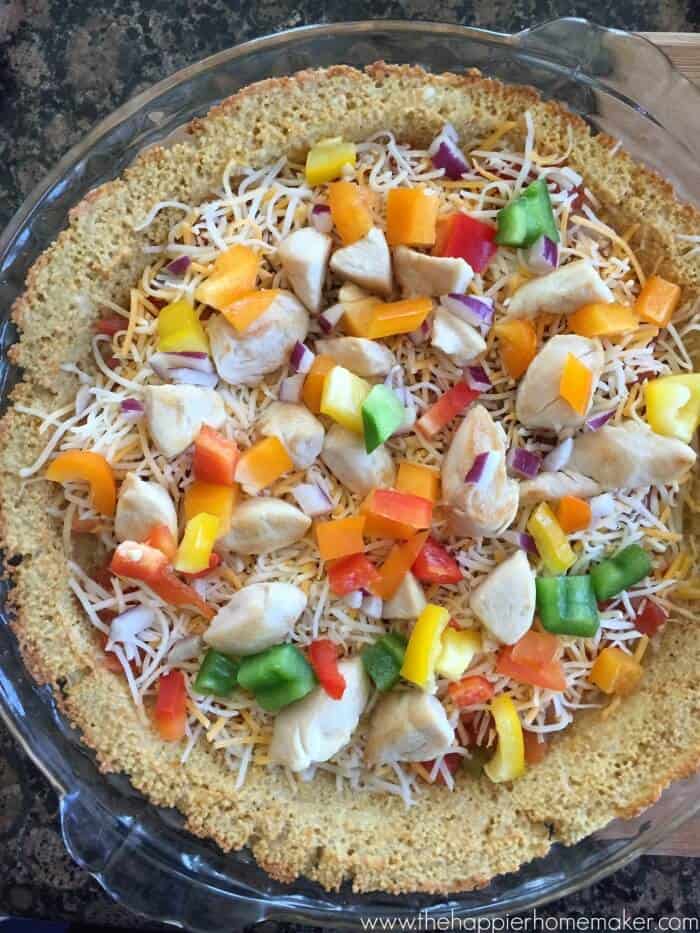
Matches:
[182,552,222,579]
[412,537,462,585]
[110,541,214,619]
[523,731,548,765]
[510,630,559,666]
[94,316,126,336]
[496,645,566,692]
[193,426,239,486]
[632,598,668,637]
[447,675,494,708]
[308,639,346,699]
[327,553,380,596]
[433,213,498,274]
[416,382,479,438]
[154,670,187,742]
[144,523,178,561]
[361,488,433,540]
[420,751,462,784]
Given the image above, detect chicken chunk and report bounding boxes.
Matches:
[144,384,225,459]
[365,691,453,766]
[569,421,696,490]
[206,290,308,387]
[516,335,603,431]
[315,337,395,380]
[114,473,178,543]
[278,227,332,313]
[269,658,370,772]
[258,402,324,469]
[519,470,602,505]
[329,227,392,296]
[321,423,395,497]
[442,405,519,537]
[469,551,536,645]
[431,307,486,366]
[204,582,307,656]
[393,245,472,297]
[382,572,427,620]
[506,260,614,319]
[220,497,311,555]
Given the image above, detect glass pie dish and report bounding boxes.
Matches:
[1,17,699,929]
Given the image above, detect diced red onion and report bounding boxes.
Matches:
[310,203,333,234]
[292,482,333,517]
[120,398,145,422]
[442,294,494,332]
[279,373,305,403]
[503,531,539,556]
[109,606,154,645]
[464,365,491,392]
[523,235,559,275]
[428,124,469,180]
[168,368,218,388]
[465,451,499,487]
[149,351,214,379]
[408,319,431,345]
[290,341,315,374]
[344,590,363,610]
[319,302,345,333]
[542,437,574,472]
[507,446,542,479]
[590,493,616,521]
[586,409,615,431]
[164,255,191,276]
[361,594,383,619]
[167,635,202,665]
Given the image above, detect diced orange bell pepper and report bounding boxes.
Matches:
[386,188,439,247]
[183,480,238,535]
[328,181,373,245]
[568,302,639,338]
[345,297,433,340]
[361,488,433,540]
[589,645,643,696]
[302,354,336,414]
[46,450,116,517]
[559,353,593,416]
[494,319,537,380]
[110,541,214,619]
[193,425,239,486]
[154,670,187,742]
[342,295,383,337]
[371,530,429,599]
[396,461,440,503]
[315,515,366,561]
[194,245,259,311]
[510,630,559,667]
[144,523,178,561]
[556,495,592,533]
[220,289,280,333]
[496,644,566,692]
[635,274,681,327]
[235,436,293,493]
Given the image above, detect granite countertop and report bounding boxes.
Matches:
[1,1,700,929]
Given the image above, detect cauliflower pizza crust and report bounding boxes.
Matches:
[1,63,700,895]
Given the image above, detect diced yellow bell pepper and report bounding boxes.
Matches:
[527,502,576,574]
[157,299,209,353]
[396,461,441,503]
[644,373,700,443]
[435,627,481,681]
[635,275,681,327]
[400,604,449,690]
[220,289,280,333]
[194,245,259,311]
[183,480,238,535]
[344,297,433,340]
[320,365,371,434]
[483,693,526,783]
[305,138,357,186]
[589,645,643,696]
[235,437,293,493]
[568,302,639,338]
[174,512,219,574]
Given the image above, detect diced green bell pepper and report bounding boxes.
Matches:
[361,385,405,453]
[361,632,407,691]
[237,643,317,712]
[536,575,600,637]
[194,648,240,697]
[590,544,652,601]
[496,178,559,248]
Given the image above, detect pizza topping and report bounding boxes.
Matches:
[506,259,614,319]
[469,551,536,645]
[278,227,332,313]
[321,423,395,497]
[219,497,310,555]
[144,384,226,459]
[329,226,393,296]
[393,245,472,298]
[315,336,395,379]
[365,691,453,766]
[258,401,324,470]
[204,582,307,656]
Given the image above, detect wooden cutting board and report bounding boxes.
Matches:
[642,33,700,85]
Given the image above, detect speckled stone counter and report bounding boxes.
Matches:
[1,1,700,929]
